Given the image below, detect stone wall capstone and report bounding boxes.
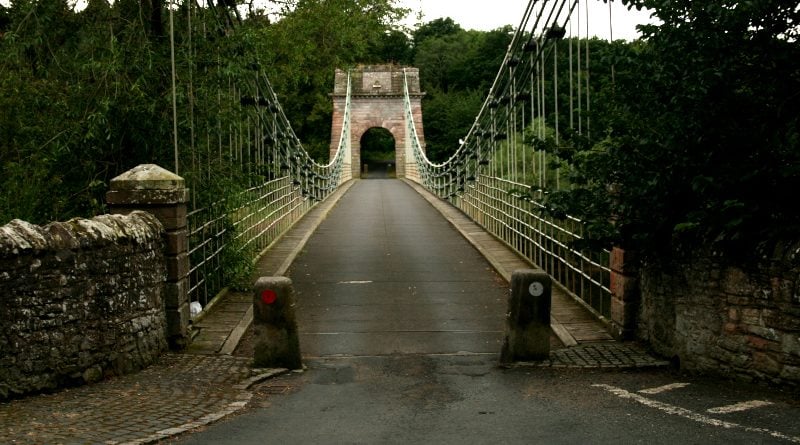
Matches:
[0,211,168,400]
[638,245,800,385]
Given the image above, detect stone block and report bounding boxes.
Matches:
[723,322,739,334]
[165,302,189,341]
[141,205,188,231]
[328,66,424,180]
[166,253,190,282]
[253,277,302,369]
[781,333,800,357]
[739,307,761,324]
[106,188,189,206]
[745,333,779,351]
[780,365,800,380]
[722,267,756,296]
[611,272,640,302]
[500,269,551,363]
[763,309,800,331]
[108,164,185,191]
[164,279,189,308]
[752,351,782,376]
[163,229,188,255]
[638,245,800,385]
[771,277,794,303]
[610,246,639,274]
[611,296,638,330]
[0,212,168,399]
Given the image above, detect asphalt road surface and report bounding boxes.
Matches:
[175,180,800,444]
[175,355,800,444]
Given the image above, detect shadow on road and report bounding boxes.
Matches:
[361,161,396,179]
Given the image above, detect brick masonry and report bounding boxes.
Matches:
[637,245,800,385]
[106,164,190,348]
[330,65,425,179]
[610,247,640,339]
[0,212,168,400]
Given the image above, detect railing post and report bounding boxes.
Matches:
[610,246,640,339]
[106,164,190,349]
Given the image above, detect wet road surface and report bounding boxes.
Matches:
[175,180,800,444]
[290,179,508,358]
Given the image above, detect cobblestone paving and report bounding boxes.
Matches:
[0,354,266,445]
[516,342,671,369]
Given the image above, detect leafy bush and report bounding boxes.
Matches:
[545,0,800,260]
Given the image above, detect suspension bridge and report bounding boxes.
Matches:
[7,0,800,443]
[181,0,627,358]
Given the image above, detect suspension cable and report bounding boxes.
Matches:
[585,0,591,140]
[169,0,179,174]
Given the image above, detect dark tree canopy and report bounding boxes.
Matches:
[2,0,797,266]
[412,17,463,46]
[0,0,408,224]
[546,0,800,259]
[412,21,512,161]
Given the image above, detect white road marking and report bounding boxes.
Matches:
[707,400,774,414]
[337,281,373,284]
[593,384,799,443]
[638,382,690,394]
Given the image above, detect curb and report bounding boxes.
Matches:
[501,342,671,370]
[504,359,672,370]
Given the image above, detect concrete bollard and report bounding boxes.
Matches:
[500,269,552,363]
[253,277,302,370]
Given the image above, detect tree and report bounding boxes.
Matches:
[412,17,462,46]
[545,0,800,259]
[0,0,175,224]
[370,29,413,65]
[413,22,512,161]
[256,0,408,160]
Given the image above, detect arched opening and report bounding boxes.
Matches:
[360,127,396,179]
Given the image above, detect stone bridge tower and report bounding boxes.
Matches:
[329,65,425,179]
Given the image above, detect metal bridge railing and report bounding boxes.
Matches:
[458,175,611,318]
[187,176,311,307]
[185,68,352,309]
[403,0,612,319]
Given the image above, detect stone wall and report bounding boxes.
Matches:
[638,245,800,385]
[0,211,168,400]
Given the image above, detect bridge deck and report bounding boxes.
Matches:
[404,180,613,346]
[291,179,511,357]
[189,179,612,357]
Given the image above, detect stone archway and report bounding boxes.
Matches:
[329,64,425,179]
[360,127,396,178]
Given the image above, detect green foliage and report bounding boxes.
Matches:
[420,88,484,161]
[360,127,395,162]
[546,0,800,259]
[0,0,408,225]
[413,23,513,161]
[255,0,408,161]
[0,0,174,224]
[370,29,413,65]
[412,17,462,45]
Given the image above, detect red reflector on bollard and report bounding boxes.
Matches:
[261,289,277,305]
